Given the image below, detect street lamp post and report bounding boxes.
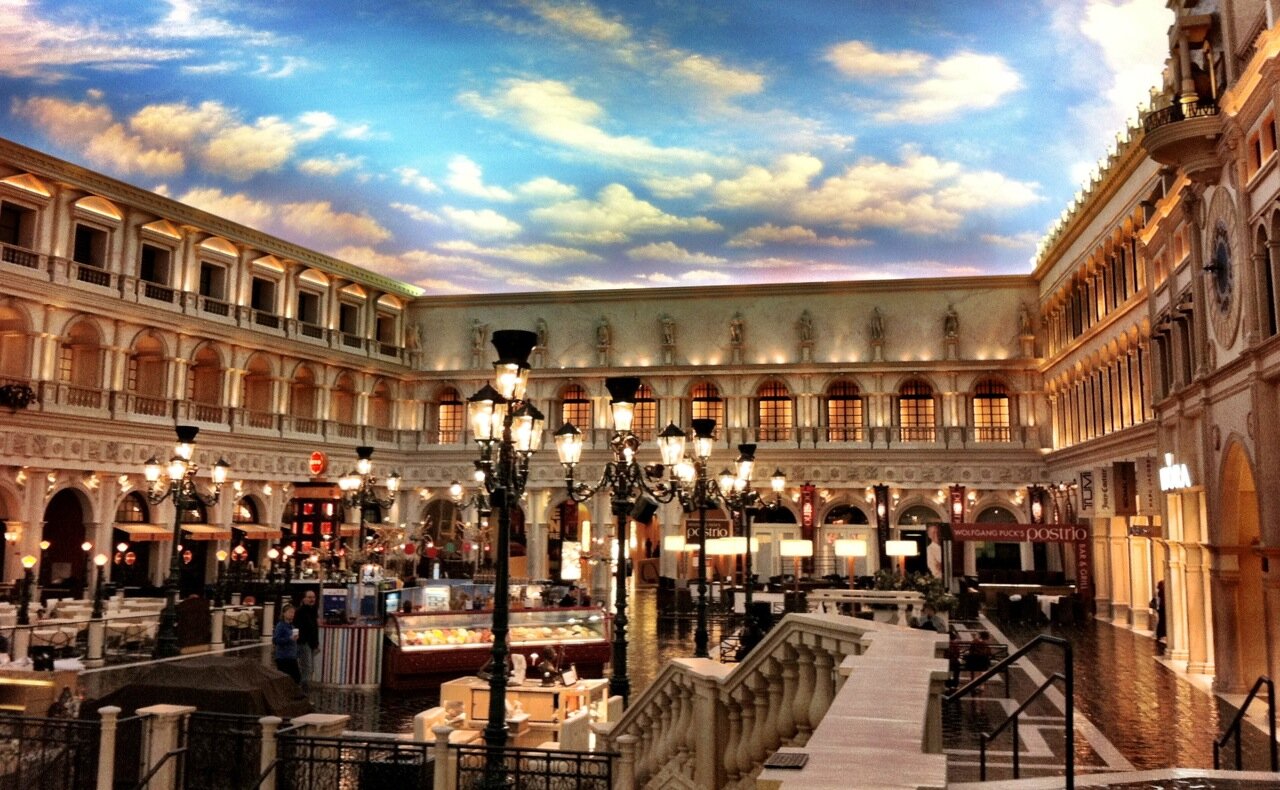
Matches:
[91,553,108,619]
[17,554,36,626]
[338,447,401,561]
[713,448,786,650]
[467,330,543,788]
[554,377,682,705]
[143,425,230,659]
[671,418,719,659]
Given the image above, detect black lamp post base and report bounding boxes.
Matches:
[153,590,180,659]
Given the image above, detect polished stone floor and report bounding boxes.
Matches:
[80,586,1279,784]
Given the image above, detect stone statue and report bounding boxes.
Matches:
[944,306,959,339]
[798,310,814,343]
[596,316,611,349]
[1019,303,1034,335]
[729,312,744,346]
[660,314,676,347]
[405,322,421,350]
[470,318,487,354]
[535,317,548,349]
[869,308,884,342]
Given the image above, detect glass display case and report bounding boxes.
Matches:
[381,606,611,690]
[385,607,606,651]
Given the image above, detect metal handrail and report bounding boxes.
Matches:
[945,633,1074,790]
[1213,675,1278,771]
[246,758,278,790]
[131,746,186,790]
[979,672,1066,781]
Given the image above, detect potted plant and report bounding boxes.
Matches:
[0,383,37,411]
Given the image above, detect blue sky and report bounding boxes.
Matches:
[0,0,1171,294]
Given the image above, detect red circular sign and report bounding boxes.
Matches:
[308,451,327,476]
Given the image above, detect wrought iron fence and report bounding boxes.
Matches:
[276,732,433,789]
[454,744,615,790]
[0,713,101,790]
[184,712,265,790]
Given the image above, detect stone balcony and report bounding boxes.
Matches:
[1141,98,1223,184]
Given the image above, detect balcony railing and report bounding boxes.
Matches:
[1142,97,1219,133]
[973,426,1013,443]
[1,242,41,269]
[341,333,363,349]
[252,310,281,329]
[826,427,865,442]
[61,383,106,409]
[374,428,396,443]
[237,408,277,430]
[335,423,358,439]
[899,425,937,442]
[142,281,176,303]
[289,416,320,435]
[299,322,325,339]
[74,262,112,287]
[199,296,230,317]
[129,394,172,417]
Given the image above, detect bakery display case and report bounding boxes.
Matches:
[382,606,611,690]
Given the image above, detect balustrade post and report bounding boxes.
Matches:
[616,734,639,790]
[138,704,195,790]
[85,619,106,668]
[777,643,798,745]
[432,725,452,790]
[96,705,121,790]
[791,641,816,744]
[750,674,772,767]
[764,657,786,755]
[692,673,726,789]
[733,685,754,780]
[210,608,225,650]
[723,692,742,783]
[807,639,835,732]
[258,716,282,790]
[260,603,274,642]
[12,625,30,662]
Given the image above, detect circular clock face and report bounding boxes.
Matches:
[1211,223,1232,312]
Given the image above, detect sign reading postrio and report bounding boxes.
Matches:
[949,523,1089,543]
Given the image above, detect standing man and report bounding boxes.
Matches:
[926,524,944,578]
[295,589,320,689]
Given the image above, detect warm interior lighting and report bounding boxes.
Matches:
[94,553,107,567]
[772,469,786,494]
[691,419,716,460]
[657,423,687,466]
[21,555,36,569]
[886,539,919,557]
[355,446,374,476]
[386,471,402,492]
[81,541,92,552]
[116,542,128,553]
[555,423,584,466]
[735,444,756,482]
[833,538,868,557]
[38,540,50,551]
[216,550,228,562]
[720,536,748,555]
[662,535,686,552]
[213,459,230,485]
[605,377,640,434]
[779,539,813,558]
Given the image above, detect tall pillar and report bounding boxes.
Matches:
[1109,517,1132,623]
[1184,543,1213,674]
[1183,194,1212,378]
[1209,563,1243,691]
[1264,565,1280,689]
[526,489,548,582]
[1129,536,1153,631]
[1092,518,1112,620]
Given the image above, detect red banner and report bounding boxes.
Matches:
[950,523,1089,543]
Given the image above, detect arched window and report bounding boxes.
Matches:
[898,379,936,442]
[332,373,357,424]
[242,354,273,415]
[59,319,102,388]
[690,382,723,428]
[127,333,166,399]
[825,380,863,442]
[367,379,392,428]
[560,384,591,429]
[290,366,318,420]
[180,502,208,524]
[115,492,149,523]
[437,386,463,444]
[0,306,31,381]
[755,379,792,442]
[973,379,1012,442]
[633,383,656,441]
[233,498,259,524]
[187,345,222,405]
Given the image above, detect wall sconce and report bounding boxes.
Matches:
[118,474,133,493]
[15,467,27,488]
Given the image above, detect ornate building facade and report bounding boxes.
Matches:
[1,0,1279,693]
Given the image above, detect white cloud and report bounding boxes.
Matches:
[441,206,522,238]
[680,269,732,283]
[445,155,514,201]
[390,202,444,224]
[726,224,866,249]
[981,231,1041,249]
[527,0,630,42]
[826,40,1022,123]
[396,166,441,194]
[642,172,714,199]
[530,183,721,244]
[711,154,824,209]
[175,187,390,247]
[435,239,602,266]
[826,40,930,78]
[458,78,717,167]
[625,241,727,266]
[181,61,239,75]
[11,95,184,176]
[0,0,189,79]
[150,0,279,46]
[671,54,765,98]
[253,55,309,79]
[298,153,365,177]
[333,245,483,291]
[517,176,577,201]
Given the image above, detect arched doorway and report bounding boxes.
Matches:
[974,505,1024,576]
[1220,442,1266,691]
[752,504,799,581]
[41,489,89,597]
[550,500,590,584]
[897,505,941,576]
[819,504,872,578]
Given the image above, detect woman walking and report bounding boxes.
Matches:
[273,604,301,683]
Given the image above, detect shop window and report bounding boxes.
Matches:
[437,386,463,444]
[825,380,863,442]
[973,380,1012,442]
[690,381,723,427]
[633,382,656,441]
[233,499,259,524]
[898,379,936,442]
[755,379,792,442]
[560,384,591,429]
[115,492,149,523]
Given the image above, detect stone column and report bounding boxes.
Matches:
[1184,544,1213,674]
[1129,536,1153,631]
[258,716,281,790]
[1209,564,1243,691]
[86,618,106,667]
[1109,518,1132,623]
[1092,518,1112,620]
[97,705,121,790]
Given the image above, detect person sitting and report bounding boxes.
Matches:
[964,631,994,676]
[912,603,945,632]
[946,632,964,690]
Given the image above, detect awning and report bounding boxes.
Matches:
[231,524,284,538]
[114,524,173,542]
[180,525,233,541]
[338,523,360,537]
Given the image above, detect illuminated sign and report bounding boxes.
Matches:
[307,451,327,477]
[1159,453,1192,491]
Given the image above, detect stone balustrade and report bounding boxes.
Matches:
[595,612,945,790]
[806,588,925,623]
